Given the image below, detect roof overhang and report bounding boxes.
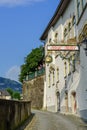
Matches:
[40,0,70,41]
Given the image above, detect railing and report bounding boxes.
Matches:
[24,67,45,81]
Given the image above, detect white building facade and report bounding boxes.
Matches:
[40,0,87,119]
[76,0,87,119]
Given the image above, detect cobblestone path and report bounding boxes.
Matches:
[19,110,87,130]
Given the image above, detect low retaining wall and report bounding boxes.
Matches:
[0,99,31,130]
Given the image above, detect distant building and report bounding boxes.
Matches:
[0,90,11,100]
[40,0,87,119]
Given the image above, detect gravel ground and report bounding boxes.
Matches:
[18,110,87,130]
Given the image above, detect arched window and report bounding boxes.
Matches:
[72,54,75,72]
[55,32,58,38]
[64,61,67,78]
[68,58,71,75]
[68,22,71,31]
[53,71,55,85]
[49,38,51,43]
[64,28,67,38]
[77,0,81,18]
[57,68,59,82]
[54,32,58,43]
[72,15,76,25]
[48,74,51,87]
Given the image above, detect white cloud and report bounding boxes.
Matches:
[5,65,20,81]
[0,0,44,6]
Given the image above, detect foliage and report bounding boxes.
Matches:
[6,88,21,100]
[19,46,44,82]
[6,88,14,98]
[13,92,21,100]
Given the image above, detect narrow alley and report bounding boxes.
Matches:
[19,110,87,130]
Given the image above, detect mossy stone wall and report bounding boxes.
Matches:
[23,75,44,109]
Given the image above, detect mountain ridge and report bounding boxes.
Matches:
[0,77,22,93]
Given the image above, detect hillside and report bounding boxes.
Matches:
[0,77,22,93]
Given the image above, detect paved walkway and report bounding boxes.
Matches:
[18,110,87,130]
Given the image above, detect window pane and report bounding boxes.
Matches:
[77,1,81,18]
[82,0,86,8]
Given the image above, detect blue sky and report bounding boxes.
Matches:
[0,0,60,81]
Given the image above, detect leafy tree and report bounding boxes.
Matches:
[19,64,28,82]
[13,92,21,100]
[19,46,44,82]
[6,88,14,98]
[6,88,21,100]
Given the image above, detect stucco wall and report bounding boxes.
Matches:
[41,0,87,121]
[77,46,87,119]
[54,0,75,39]
[0,99,31,130]
[44,0,76,112]
[77,7,87,36]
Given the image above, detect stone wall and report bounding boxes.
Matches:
[0,99,31,130]
[23,75,44,109]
